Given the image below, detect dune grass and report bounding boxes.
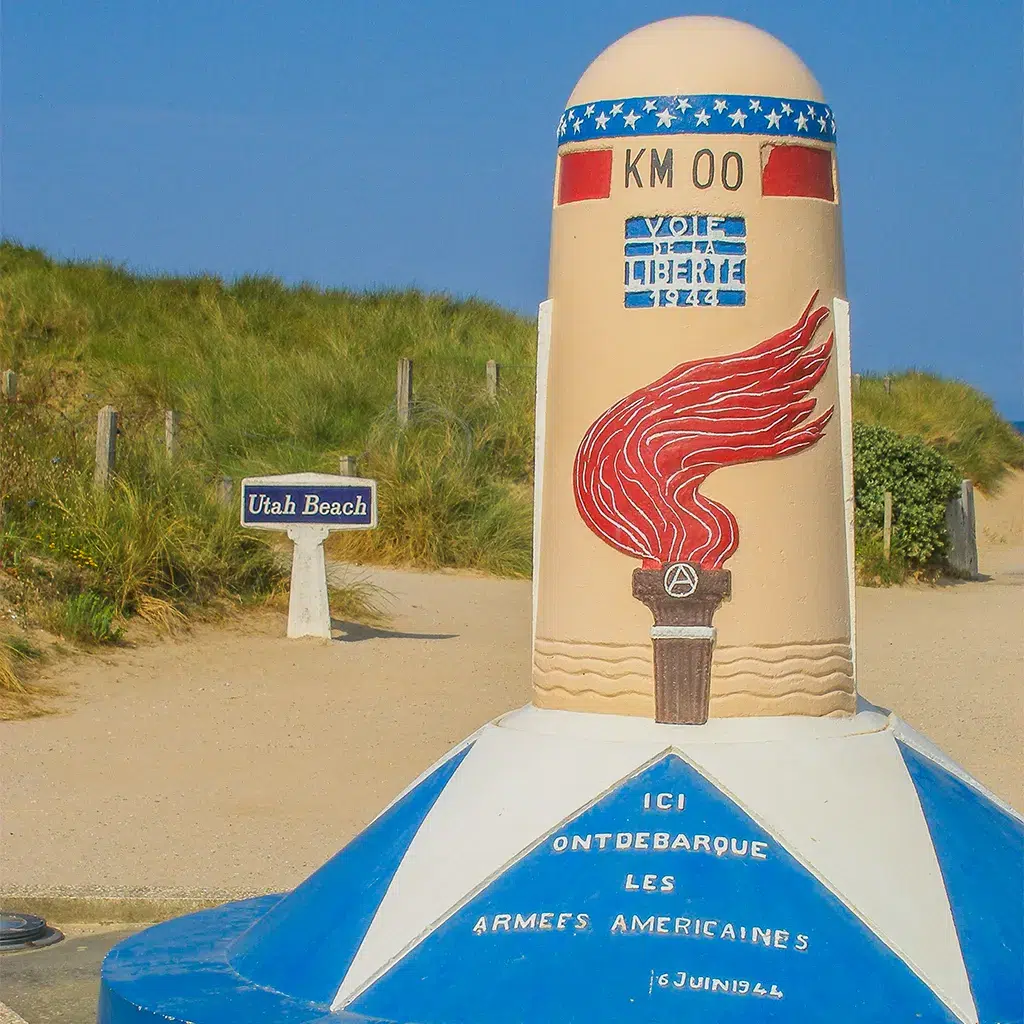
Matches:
[3,241,1022,622]
[0,241,535,670]
[854,372,1024,494]
[0,242,535,478]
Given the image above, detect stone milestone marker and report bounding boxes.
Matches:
[99,17,1021,1024]
[240,472,377,639]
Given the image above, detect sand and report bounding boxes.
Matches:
[976,467,1024,546]
[2,546,1021,897]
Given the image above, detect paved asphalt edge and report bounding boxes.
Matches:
[0,886,277,924]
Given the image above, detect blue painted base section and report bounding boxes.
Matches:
[351,754,959,1024]
[99,897,345,1023]
[901,742,1024,1024]
[229,743,471,1004]
[99,745,473,1024]
[98,738,1024,1024]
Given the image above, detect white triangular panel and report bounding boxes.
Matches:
[332,723,667,1008]
[684,729,977,1024]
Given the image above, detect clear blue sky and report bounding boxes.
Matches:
[3,0,1021,416]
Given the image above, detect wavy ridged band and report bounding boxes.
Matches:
[532,637,855,718]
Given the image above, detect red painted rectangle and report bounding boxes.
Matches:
[761,144,835,201]
[558,149,613,204]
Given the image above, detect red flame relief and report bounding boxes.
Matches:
[573,294,835,570]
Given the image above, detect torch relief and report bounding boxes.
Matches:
[632,564,732,725]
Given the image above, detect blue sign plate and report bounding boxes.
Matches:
[241,483,375,528]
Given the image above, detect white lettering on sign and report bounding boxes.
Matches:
[471,912,590,935]
[624,214,747,309]
[247,493,298,516]
[551,832,768,860]
[642,792,686,811]
[624,873,676,893]
[611,916,809,952]
[650,969,784,999]
[301,494,368,517]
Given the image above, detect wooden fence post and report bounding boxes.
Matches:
[1,370,16,400]
[883,375,892,394]
[486,359,500,402]
[882,491,893,562]
[945,479,979,577]
[396,357,413,427]
[853,373,861,392]
[339,455,358,476]
[94,406,118,489]
[164,409,179,460]
[216,476,234,506]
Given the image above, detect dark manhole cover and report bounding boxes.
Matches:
[0,912,64,952]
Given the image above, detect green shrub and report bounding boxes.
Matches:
[854,372,1024,493]
[55,592,122,644]
[853,423,962,578]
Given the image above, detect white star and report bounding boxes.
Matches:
[694,108,711,126]
[595,111,610,130]
[566,108,575,120]
[623,109,640,129]
[795,112,809,131]
[584,104,595,117]
[817,116,828,132]
[643,98,658,112]
[557,116,567,137]
[573,118,582,133]
[748,98,762,112]
[713,98,728,113]
[656,108,676,127]
[781,102,793,115]
[676,96,692,113]
[807,104,816,117]
[765,108,782,129]
[728,108,748,127]
[610,102,624,116]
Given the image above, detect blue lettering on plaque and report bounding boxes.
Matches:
[624,215,747,309]
[351,754,959,1023]
[241,484,373,526]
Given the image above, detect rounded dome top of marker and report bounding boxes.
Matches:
[566,16,824,107]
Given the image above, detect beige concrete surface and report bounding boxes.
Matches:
[541,17,852,719]
[1,553,1020,898]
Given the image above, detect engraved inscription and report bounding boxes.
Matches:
[651,970,785,999]
[459,756,823,1013]
[624,215,747,308]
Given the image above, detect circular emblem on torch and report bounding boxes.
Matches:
[663,562,699,598]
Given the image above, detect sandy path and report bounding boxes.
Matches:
[2,554,1021,895]
[856,544,1023,807]
[2,568,532,895]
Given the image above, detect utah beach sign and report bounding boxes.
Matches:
[241,472,378,639]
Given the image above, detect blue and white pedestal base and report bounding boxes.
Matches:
[99,706,1023,1023]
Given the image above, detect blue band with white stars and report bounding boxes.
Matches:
[557,95,836,145]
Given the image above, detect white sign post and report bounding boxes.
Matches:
[240,472,378,639]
